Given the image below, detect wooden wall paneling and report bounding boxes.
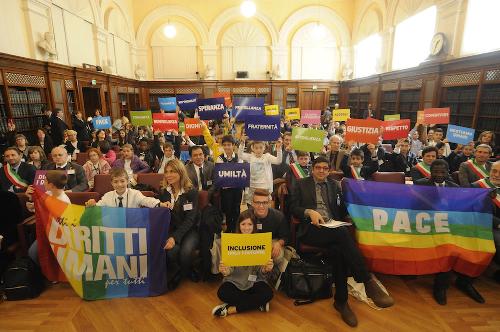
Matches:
[472,70,486,128]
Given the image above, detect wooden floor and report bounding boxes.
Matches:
[2,274,500,332]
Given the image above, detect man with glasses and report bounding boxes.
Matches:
[291,156,394,327]
[250,189,289,261]
[44,146,88,192]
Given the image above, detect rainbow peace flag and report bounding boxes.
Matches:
[34,189,170,300]
[342,179,495,277]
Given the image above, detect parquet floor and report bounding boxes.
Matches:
[2,273,500,332]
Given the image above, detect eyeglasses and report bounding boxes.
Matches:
[252,200,269,206]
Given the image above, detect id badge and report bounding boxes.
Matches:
[207,180,213,186]
[183,203,193,211]
[256,223,263,230]
[248,274,257,282]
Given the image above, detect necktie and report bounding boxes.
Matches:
[200,166,206,190]
[318,182,329,205]
[117,197,123,207]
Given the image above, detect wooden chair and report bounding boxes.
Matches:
[290,217,328,255]
[372,171,405,184]
[67,192,100,205]
[141,191,156,198]
[137,173,164,192]
[14,193,35,256]
[93,174,113,196]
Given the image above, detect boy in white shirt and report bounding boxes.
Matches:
[238,136,282,204]
[85,168,170,208]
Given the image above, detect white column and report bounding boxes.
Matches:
[270,46,288,80]
[131,46,148,80]
[380,27,394,73]
[93,25,108,67]
[340,45,353,80]
[22,0,52,61]
[435,0,467,59]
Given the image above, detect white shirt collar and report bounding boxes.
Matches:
[57,162,68,168]
[115,188,128,198]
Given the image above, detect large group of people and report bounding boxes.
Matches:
[1,105,499,328]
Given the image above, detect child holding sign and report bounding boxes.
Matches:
[238,137,282,204]
[212,210,274,317]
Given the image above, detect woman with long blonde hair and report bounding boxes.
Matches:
[158,159,199,290]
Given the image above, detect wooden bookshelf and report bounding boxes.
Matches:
[440,86,476,128]
[477,84,500,133]
[0,85,7,133]
[399,89,421,125]
[8,86,48,132]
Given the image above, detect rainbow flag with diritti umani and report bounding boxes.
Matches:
[342,179,495,277]
[34,189,170,300]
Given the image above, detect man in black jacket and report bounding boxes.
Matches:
[291,156,393,327]
[0,147,36,193]
[415,159,484,305]
[50,108,68,146]
[384,138,417,176]
[43,146,88,192]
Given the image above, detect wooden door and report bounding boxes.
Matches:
[300,89,327,110]
[82,87,101,119]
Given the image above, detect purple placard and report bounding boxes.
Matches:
[232,97,264,121]
[300,110,321,125]
[33,170,48,192]
[177,94,198,111]
[245,115,281,141]
[214,163,250,188]
[197,98,226,120]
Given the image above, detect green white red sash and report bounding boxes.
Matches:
[415,162,431,178]
[350,166,364,180]
[3,164,28,189]
[474,178,500,208]
[290,163,307,179]
[465,159,489,179]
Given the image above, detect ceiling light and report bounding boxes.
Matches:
[163,23,176,39]
[240,1,256,18]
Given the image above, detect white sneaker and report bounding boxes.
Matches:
[258,302,270,312]
[212,303,229,317]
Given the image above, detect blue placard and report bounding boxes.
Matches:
[245,115,281,141]
[197,97,226,120]
[446,124,475,145]
[214,163,250,188]
[92,116,112,129]
[158,97,177,112]
[177,94,198,111]
[233,97,264,121]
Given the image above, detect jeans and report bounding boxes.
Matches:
[217,281,273,312]
[166,228,199,280]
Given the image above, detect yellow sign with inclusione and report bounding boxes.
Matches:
[285,108,301,121]
[265,105,280,116]
[221,232,272,267]
[333,108,351,121]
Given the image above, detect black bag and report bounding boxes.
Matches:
[3,257,44,300]
[280,257,333,305]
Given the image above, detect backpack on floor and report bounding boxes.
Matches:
[3,257,44,301]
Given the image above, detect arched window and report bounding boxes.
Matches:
[392,6,436,70]
[291,23,338,80]
[354,33,382,78]
[461,0,500,55]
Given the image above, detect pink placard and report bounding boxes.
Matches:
[300,110,321,125]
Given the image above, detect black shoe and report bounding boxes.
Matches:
[433,288,447,305]
[456,280,485,303]
[333,302,358,327]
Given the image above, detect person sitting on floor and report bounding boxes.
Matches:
[212,209,274,317]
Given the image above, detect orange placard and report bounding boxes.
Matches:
[184,118,203,136]
[423,108,450,125]
[213,92,232,107]
[345,118,383,144]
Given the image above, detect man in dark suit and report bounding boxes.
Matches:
[0,147,36,193]
[186,145,215,199]
[458,144,492,187]
[384,138,417,176]
[415,159,484,305]
[50,108,68,146]
[291,156,394,327]
[43,146,88,192]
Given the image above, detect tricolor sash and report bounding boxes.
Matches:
[466,159,489,180]
[415,162,431,178]
[290,163,307,179]
[474,178,500,208]
[350,166,364,180]
[3,164,28,189]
